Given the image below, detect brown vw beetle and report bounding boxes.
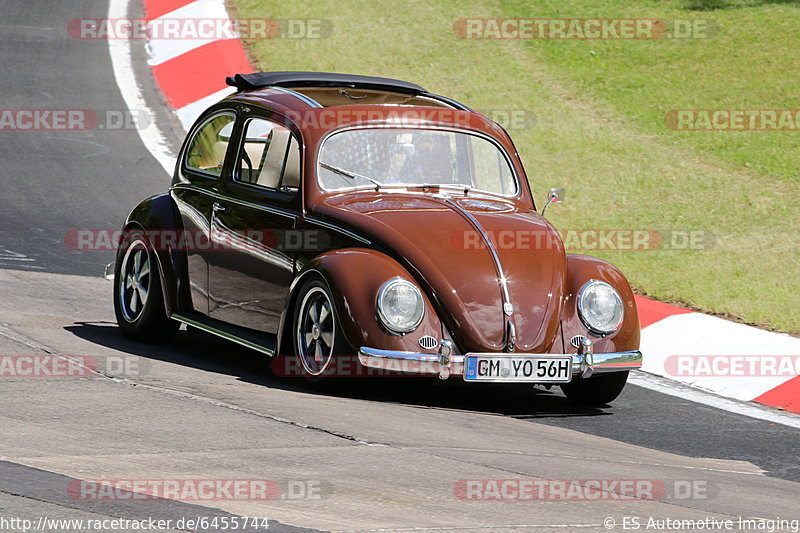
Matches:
[112,71,642,405]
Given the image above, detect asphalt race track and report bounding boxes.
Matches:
[1,2,799,532]
[0,0,184,276]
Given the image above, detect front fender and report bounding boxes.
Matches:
[122,193,189,316]
[278,248,443,355]
[561,254,640,353]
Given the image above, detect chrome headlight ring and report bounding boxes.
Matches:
[376,278,425,334]
[577,280,625,335]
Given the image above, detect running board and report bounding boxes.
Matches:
[171,312,277,357]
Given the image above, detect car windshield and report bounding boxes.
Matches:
[318,128,518,196]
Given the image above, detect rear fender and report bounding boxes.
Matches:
[122,193,189,316]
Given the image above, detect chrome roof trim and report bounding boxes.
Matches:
[269,86,324,109]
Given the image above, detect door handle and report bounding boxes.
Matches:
[212,202,226,213]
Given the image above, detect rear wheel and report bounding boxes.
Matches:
[560,371,629,405]
[113,232,178,343]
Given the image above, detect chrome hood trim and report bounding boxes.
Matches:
[436,194,515,351]
[314,191,566,353]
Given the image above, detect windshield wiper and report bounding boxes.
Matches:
[320,162,382,191]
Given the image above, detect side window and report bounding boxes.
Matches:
[237,118,300,193]
[185,113,235,177]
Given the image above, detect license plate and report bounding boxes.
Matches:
[463,354,572,383]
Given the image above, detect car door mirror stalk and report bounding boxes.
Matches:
[541,187,565,216]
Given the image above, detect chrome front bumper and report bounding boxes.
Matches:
[104,261,116,280]
[358,338,642,381]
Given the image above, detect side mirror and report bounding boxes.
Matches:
[541,187,565,216]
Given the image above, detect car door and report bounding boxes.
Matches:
[207,114,302,334]
[171,109,238,315]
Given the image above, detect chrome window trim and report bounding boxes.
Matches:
[182,110,238,180]
[232,116,299,195]
[408,95,459,109]
[170,183,297,220]
[315,124,521,198]
[269,86,324,108]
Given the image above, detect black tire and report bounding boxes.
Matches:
[560,371,629,405]
[289,277,355,381]
[113,231,179,343]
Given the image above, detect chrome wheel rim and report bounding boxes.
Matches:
[118,239,151,323]
[296,286,335,376]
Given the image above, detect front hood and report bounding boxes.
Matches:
[314,192,567,353]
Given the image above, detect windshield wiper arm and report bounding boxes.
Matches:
[320,162,382,191]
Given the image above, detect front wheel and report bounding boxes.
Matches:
[113,231,179,343]
[560,371,629,405]
[290,277,354,380]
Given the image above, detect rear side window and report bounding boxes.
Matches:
[236,118,300,193]
[185,112,235,177]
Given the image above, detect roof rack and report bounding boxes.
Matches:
[225,71,471,111]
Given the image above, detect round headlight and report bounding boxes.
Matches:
[377,278,425,333]
[577,280,624,335]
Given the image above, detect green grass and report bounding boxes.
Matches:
[505,0,800,181]
[230,0,800,333]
